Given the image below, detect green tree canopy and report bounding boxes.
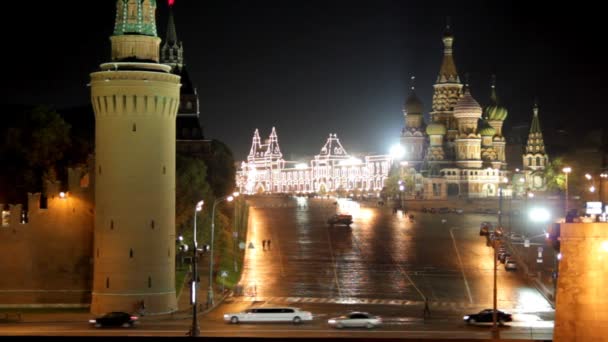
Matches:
[202,140,236,198]
[176,153,212,239]
[0,105,72,203]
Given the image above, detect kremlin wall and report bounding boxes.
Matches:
[0,162,94,307]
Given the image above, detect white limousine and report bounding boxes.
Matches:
[224,307,313,324]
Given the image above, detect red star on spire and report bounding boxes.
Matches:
[168,0,175,7]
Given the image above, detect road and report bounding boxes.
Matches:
[0,196,554,340]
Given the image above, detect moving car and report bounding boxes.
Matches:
[224,307,313,324]
[328,311,382,329]
[463,309,512,325]
[327,214,353,227]
[505,259,517,270]
[89,312,139,328]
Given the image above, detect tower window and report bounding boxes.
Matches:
[98,166,102,175]
[106,277,110,289]
[96,248,99,258]
[151,220,155,229]
[133,123,137,132]
[130,248,133,258]
[163,166,166,175]
[148,276,152,288]
[110,220,114,230]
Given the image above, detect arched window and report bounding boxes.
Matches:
[536,157,541,166]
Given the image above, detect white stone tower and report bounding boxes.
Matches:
[90,0,181,315]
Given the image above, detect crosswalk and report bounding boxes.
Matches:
[227,295,482,310]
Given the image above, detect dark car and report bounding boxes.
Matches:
[89,312,139,328]
[463,309,512,325]
[328,214,353,227]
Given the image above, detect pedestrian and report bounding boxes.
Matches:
[262,240,266,250]
[423,297,431,318]
[267,239,271,250]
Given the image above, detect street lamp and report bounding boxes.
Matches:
[189,200,204,337]
[563,167,572,216]
[492,176,508,335]
[208,192,240,307]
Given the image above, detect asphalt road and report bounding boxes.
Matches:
[0,196,554,340]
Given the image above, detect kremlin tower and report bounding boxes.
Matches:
[89,0,180,314]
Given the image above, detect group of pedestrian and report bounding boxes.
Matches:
[262,239,272,250]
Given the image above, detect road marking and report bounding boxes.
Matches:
[324,224,343,297]
[449,227,473,304]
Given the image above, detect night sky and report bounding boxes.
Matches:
[1,1,603,161]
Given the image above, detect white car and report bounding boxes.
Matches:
[224,307,313,324]
[328,312,382,329]
[505,259,517,270]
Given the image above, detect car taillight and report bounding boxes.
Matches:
[130,316,138,320]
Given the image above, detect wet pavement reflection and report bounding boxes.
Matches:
[239,196,554,316]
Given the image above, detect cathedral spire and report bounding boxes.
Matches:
[437,20,460,84]
[530,99,542,134]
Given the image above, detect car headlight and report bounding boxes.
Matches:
[463,316,469,320]
[224,314,230,319]
[89,319,97,323]
[328,319,336,324]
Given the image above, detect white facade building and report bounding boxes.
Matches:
[237,128,392,194]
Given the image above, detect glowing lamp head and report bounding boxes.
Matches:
[557,253,563,261]
[585,173,592,180]
[529,207,550,223]
[227,196,234,202]
[563,167,572,174]
[389,144,405,160]
[59,192,66,199]
[590,186,596,193]
[233,192,240,197]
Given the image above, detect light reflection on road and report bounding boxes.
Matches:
[239,196,554,322]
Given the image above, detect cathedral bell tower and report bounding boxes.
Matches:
[90,0,181,314]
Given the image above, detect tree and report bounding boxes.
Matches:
[175,153,212,239]
[0,105,72,203]
[202,140,236,198]
[544,157,566,195]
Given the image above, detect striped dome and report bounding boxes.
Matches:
[453,89,482,118]
[485,104,508,121]
[478,122,496,136]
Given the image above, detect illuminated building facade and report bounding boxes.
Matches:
[237,128,392,194]
[522,101,549,191]
[399,26,509,198]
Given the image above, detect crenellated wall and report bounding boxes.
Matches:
[0,162,94,306]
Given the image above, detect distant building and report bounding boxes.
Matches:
[398,25,509,199]
[522,101,549,192]
[236,128,392,194]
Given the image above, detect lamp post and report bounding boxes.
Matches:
[207,192,239,307]
[492,176,508,335]
[600,173,608,209]
[189,200,204,337]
